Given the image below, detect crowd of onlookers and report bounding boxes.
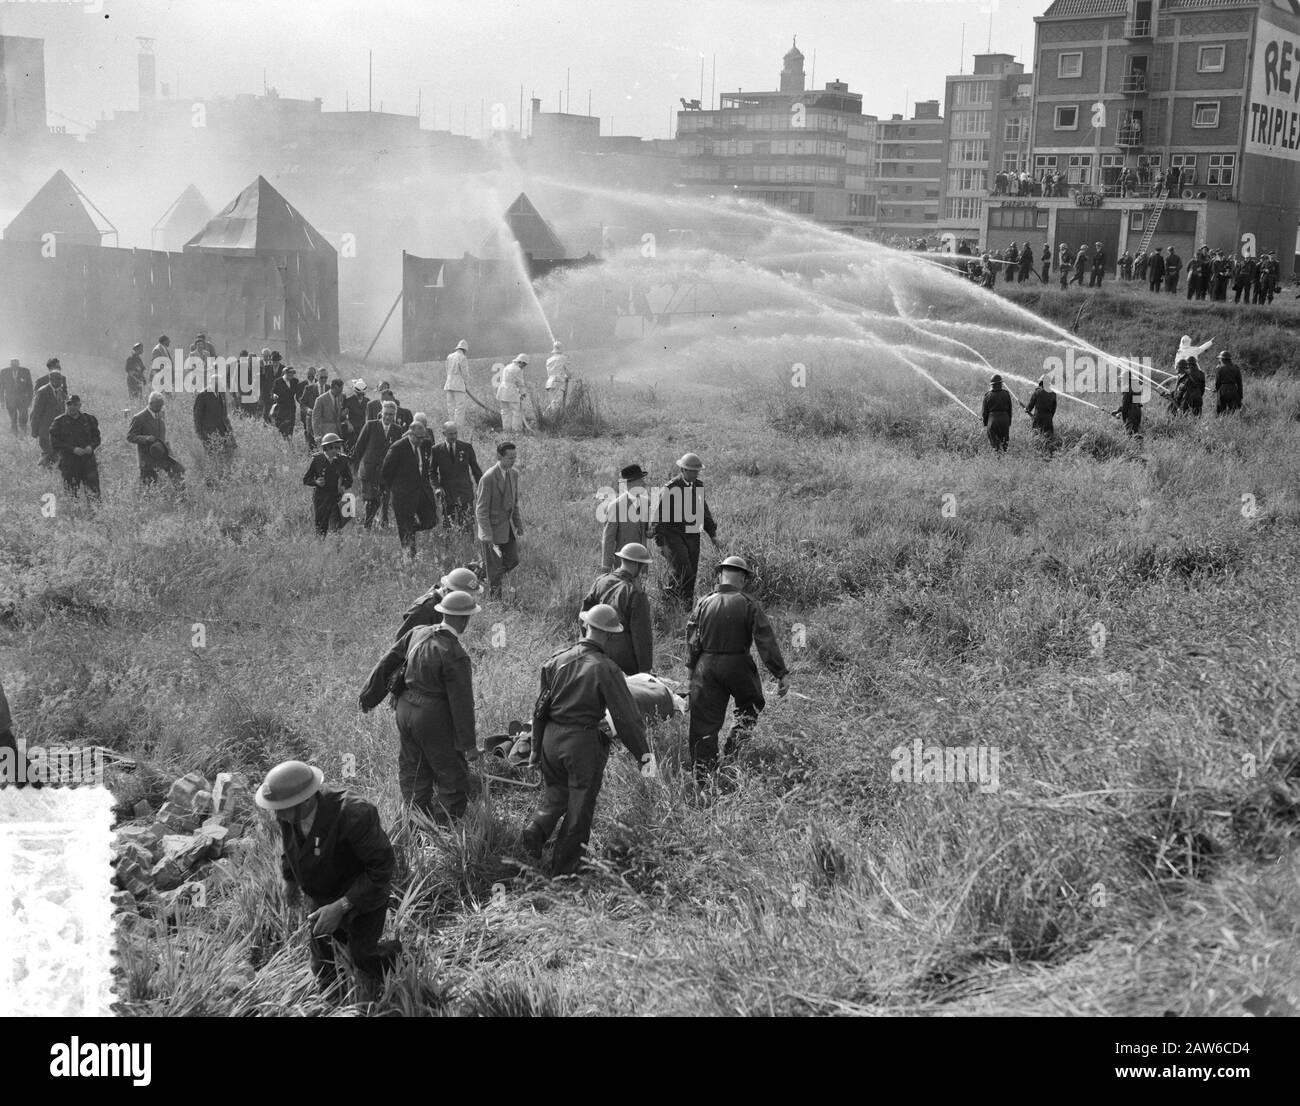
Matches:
[991,164,1197,200]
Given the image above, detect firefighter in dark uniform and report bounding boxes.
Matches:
[48,394,101,497]
[580,542,654,676]
[521,604,656,875]
[1114,368,1144,435]
[302,432,353,535]
[394,566,481,639]
[981,374,1014,453]
[686,555,789,774]
[652,451,718,610]
[1213,351,1243,415]
[361,590,481,823]
[256,760,401,994]
[1024,376,1058,454]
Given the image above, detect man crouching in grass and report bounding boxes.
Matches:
[256,760,402,998]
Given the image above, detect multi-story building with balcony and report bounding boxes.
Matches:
[938,53,1035,245]
[675,40,878,233]
[981,0,1300,276]
[873,101,944,238]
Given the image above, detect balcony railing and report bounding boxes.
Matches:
[1124,19,1152,38]
[1121,74,1148,94]
[1116,127,1144,148]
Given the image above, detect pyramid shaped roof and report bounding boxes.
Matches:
[154,184,213,238]
[184,175,334,255]
[3,169,115,246]
[483,192,568,260]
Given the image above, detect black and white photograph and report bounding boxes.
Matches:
[0,0,1296,1058]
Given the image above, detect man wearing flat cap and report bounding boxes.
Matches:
[256,760,401,994]
[600,463,652,572]
[48,394,101,498]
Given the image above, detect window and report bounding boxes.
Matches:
[955,81,993,106]
[949,139,988,163]
[848,193,874,217]
[989,207,1048,229]
[1198,45,1225,73]
[906,164,915,175]
[948,168,987,192]
[1055,105,1079,129]
[1004,116,1026,142]
[1034,154,1059,171]
[1058,52,1083,78]
[945,197,983,221]
[1171,153,1197,185]
[905,146,916,157]
[1193,101,1220,128]
[1208,153,1235,185]
[1129,211,1144,232]
[952,110,989,136]
[1067,153,1093,185]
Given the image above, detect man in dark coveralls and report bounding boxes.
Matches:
[686,555,789,775]
[256,760,401,994]
[521,603,658,875]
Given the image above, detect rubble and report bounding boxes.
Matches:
[111,768,255,909]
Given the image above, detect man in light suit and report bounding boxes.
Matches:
[312,378,347,443]
[127,391,186,485]
[474,441,524,597]
[380,420,439,558]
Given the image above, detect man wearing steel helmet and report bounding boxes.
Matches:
[652,451,717,610]
[687,555,790,774]
[394,566,482,638]
[360,590,481,823]
[521,603,656,875]
[303,432,354,535]
[580,543,654,676]
[256,760,400,994]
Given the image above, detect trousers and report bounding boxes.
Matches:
[395,694,471,821]
[482,536,519,593]
[658,529,700,609]
[308,901,400,990]
[688,653,765,767]
[522,724,609,875]
[59,456,100,497]
[445,390,468,426]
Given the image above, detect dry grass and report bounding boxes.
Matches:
[1,324,1297,1017]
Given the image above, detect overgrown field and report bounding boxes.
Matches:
[1,291,1298,1016]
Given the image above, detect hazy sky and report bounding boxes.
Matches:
[0,0,1045,139]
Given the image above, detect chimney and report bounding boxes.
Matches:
[137,38,156,110]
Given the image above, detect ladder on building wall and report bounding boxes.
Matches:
[1136,186,1169,255]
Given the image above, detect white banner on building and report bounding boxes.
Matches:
[1246,19,1300,161]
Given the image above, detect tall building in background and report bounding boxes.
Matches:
[983,0,1300,275]
[938,54,1034,246]
[873,101,944,238]
[676,40,878,233]
[0,36,48,142]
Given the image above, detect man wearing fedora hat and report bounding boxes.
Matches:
[652,451,718,610]
[0,357,33,435]
[981,374,1013,453]
[360,590,481,823]
[581,543,654,676]
[1213,351,1243,415]
[687,556,789,773]
[600,463,652,572]
[521,603,656,875]
[256,760,401,994]
[30,360,68,469]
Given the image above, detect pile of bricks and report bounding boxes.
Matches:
[111,770,255,911]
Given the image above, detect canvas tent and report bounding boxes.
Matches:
[185,175,338,355]
[152,185,212,253]
[482,192,569,265]
[3,169,116,248]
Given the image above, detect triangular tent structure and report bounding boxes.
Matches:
[185,175,335,255]
[152,185,212,252]
[482,192,568,261]
[3,169,116,248]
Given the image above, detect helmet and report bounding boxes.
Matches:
[676,452,703,471]
[434,590,482,616]
[439,567,481,592]
[552,340,563,352]
[455,339,469,352]
[352,379,367,393]
[319,433,343,448]
[716,555,752,575]
[615,542,653,565]
[580,603,624,633]
[515,354,529,365]
[255,760,325,810]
